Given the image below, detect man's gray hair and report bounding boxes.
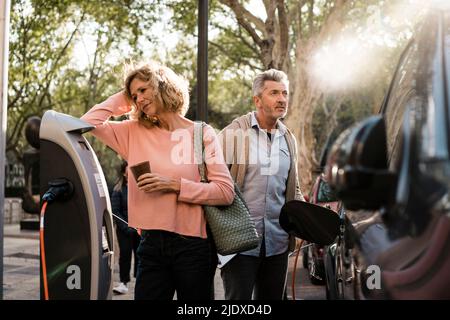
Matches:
[252,69,289,97]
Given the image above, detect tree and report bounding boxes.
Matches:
[163,0,410,190]
[162,2,257,129]
[8,0,158,159]
[8,0,83,158]
[212,0,415,190]
[8,0,162,184]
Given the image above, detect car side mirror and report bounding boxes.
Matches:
[325,115,397,210]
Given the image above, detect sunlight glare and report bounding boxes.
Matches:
[310,0,428,92]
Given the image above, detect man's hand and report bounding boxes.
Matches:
[137,173,180,194]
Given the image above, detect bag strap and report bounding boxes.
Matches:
[194,121,208,183]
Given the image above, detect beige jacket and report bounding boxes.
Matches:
[218,112,305,250]
[218,112,304,202]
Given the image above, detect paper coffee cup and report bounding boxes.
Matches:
[130,161,151,182]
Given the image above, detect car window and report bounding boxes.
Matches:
[317,179,338,202]
[382,41,419,167]
[445,11,450,151]
[384,17,442,170]
[415,14,450,188]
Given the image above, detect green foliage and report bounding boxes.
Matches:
[8,0,158,171]
[163,0,261,130]
[165,0,199,36]
[7,0,418,184]
[9,0,79,156]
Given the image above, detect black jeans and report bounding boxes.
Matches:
[220,250,289,300]
[135,230,214,300]
[116,229,140,284]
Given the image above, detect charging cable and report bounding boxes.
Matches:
[40,178,74,300]
[40,201,49,300]
[111,213,138,231]
[291,240,304,300]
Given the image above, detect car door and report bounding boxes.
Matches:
[338,9,444,300]
[376,9,450,299]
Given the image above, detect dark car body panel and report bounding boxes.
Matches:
[305,176,341,285]
[325,7,450,299]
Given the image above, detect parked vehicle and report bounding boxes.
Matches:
[323,5,450,299]
[303,174,341,285]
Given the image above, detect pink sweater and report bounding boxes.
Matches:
[81,92,235,238]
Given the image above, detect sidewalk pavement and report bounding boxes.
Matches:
[2,223,324,300]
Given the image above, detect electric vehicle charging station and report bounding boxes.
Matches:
[39,110,114,300]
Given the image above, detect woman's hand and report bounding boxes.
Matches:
[137,173,181,194]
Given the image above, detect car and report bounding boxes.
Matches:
[323,5,450,299]
[303,174,342,285]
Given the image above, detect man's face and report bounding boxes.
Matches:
[253,80,289,122]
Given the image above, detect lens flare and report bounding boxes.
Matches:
[310,0,428,92]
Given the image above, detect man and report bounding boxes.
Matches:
[218,69,304,300]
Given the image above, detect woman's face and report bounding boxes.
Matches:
[129,78,161,117]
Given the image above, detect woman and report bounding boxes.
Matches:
[111,161,140,295]
[81,60,234,300]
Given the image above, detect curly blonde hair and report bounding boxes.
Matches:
[124,60,190,128]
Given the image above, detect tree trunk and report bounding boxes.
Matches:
[285,87,319,192]
[285,41,320,192]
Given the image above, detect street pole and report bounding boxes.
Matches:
[0,0,11,300]
[197,0,208,122]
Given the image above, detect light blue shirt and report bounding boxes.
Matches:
[240,112,291,257]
